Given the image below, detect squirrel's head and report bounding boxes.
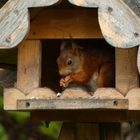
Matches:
[57,41,82,76]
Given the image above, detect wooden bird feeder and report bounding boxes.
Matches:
[0,0,140,122]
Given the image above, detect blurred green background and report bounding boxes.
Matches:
[0,69,62,140]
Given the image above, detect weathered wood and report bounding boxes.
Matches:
[28,9,102,39]
[137,45,140,73]
[60,88,124,99]
[68,0,140,48]
[17,99,128,110]
[4,87,57,110]
[26,88,57,99]
[115,47,139,95]
[4,87,128,110]
[0,0,59,48]
[123,0,140,18]
[5,87,140,111]
[93,88,124,99]
[126,88,140,110]
[4,88,25,110]
[17,40,42,95]
[0,0,140,48]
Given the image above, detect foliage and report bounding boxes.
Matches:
[0,124,8,140]
[0,69,61,140]
[39,122,62,139]
[0,91,61,140]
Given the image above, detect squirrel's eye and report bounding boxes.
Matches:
[67,58,73,65]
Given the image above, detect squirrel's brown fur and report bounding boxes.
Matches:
[57,40,115,92]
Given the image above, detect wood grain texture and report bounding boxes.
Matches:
[17,40,42,95]
[69,0,140,48]
[0,0,59,48]
[100,123,121,140]
[4,87,128,110]
[28,9,103,39]
[4,88,25,110]
[17,99,128,110]
[115,48,139,95]
[123,0,140,18]
[59,123,76,140]
[137,45,140,73]
[4,87,57,110]
[0,0,140,48]
[126,88,140,110]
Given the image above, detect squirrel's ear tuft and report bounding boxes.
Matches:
[72,41,84,51]
[60,41,66,51]
[60,40,73,50]
[71,41,78,50]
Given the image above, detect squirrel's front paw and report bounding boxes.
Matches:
[60,76,72,88]
[60,78,68,88]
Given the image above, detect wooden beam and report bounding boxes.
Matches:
[31,110,140,122]
[4,87,128,110]
[17,99,128,110]
[115,47,139,95]
[16,40,42,95]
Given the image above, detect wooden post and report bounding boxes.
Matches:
[76,123,100,140]
[115,47,139,96]
[17,40,42,95]
[100,123,121,140]
[59,123,76,140]
[59,123,100,140]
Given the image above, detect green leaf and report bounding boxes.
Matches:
[0,124,8,140]
[8,111,30,123]
[39,121,62,139]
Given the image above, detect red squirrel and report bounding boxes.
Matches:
[57,40,115,92]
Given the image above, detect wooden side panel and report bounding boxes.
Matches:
[115,47,139,95]
[28,9,102,39]
[17,40,41,95]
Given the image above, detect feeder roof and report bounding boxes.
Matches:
[0,0,139,49]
